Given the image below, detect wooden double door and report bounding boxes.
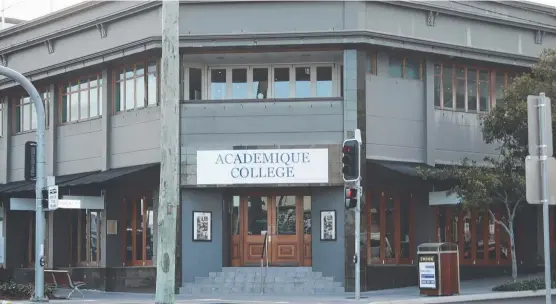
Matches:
[231,195,312,267]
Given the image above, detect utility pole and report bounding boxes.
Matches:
[0,66,47,302]
[155,1,180,304]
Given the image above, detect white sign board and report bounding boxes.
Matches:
[419,259,437,289]
[196,149,329,185]
[48,185,59,210]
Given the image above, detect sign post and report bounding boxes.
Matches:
[526,93,553,304]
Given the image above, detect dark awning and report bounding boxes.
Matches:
[0,180,32,194]
[4,172,98,194]
[56,163,158,187]
[370,160,430,177]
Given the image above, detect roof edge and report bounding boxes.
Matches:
[0,0,104,38]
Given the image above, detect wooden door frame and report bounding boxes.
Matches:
[121,196,154,266]
[232,191,312,267]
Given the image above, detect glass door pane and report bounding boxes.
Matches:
[135,199,143,262]
[275,196,296,235]
[247,196,268,236]
[145,198,154,261]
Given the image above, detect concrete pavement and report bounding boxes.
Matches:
[2,273,552,304]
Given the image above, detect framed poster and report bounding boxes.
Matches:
[418,255,438,289]
[320,210,336,241]
[193,211,212,242]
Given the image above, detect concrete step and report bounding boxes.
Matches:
[181,267,344,295]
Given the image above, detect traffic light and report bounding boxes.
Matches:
[342,139,360,182]
[345,187,358,209]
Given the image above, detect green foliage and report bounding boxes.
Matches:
[417,152,525,214]
[482,48,556,160]
[0,281,55,300]
[492,278,556,292]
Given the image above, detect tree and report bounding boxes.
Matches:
[419,48,556,282]
[418,153,525,282]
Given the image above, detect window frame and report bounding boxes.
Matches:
[435,206,511,265]
[366,52,377,76]
[12,89,50,135]
[189,63,341,101]
[112,58,160,114]
[434,62,496,113]
[58,73,103,125]
[365,188,416,265]
[491,70,517,107]
[388,55,423,80]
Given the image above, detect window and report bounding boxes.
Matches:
[113,59,158,113]
[70,209,101,266]
[388,55,422,80]
[122,196,154,266]
[60,74,103,123]
[203,64,340,100]
[25,212,50,268]
[366,189,415,265]
[436,206,510,265]
[367,52,377,75]
[493,71,516,106]
[14,90,50,134]
[434,63,492,113]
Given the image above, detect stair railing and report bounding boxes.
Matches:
[260,231,269,294]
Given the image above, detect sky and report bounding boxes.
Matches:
[1,0,556,22]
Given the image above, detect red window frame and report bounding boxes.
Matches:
[366,188,416,265]
[435,206,511,265]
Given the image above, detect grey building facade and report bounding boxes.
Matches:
[0,0,553,294]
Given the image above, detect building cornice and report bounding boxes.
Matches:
[0,1,161,54]
[0,29,539,90]
[391,1,556,33]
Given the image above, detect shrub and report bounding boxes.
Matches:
[0,281,56,300]
[492,278,556,292]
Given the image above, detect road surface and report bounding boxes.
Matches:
[441,296,556,304]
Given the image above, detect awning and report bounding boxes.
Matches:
[56,163,158,187]
[3,172,99,194]
[370,160,430,177]
[0,181,31,194]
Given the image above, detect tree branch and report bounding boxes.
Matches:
[489,209,510,234]
[511,199,522,221]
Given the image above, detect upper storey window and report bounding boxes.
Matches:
[434,63,492,113]
[59,74,103,124]
[493,71,517,106]
[183,64,341,101]
[113,59,159,113]
[13,89,50,134]
[388,55,422,80]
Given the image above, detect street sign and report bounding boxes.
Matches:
[47,186,58,210]
[57,199,82,209]
[528,95,553,157]
[525,156,556,204]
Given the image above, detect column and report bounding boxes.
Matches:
[424,59,436,166]
[100,68,111,171]
[0,96,10,183]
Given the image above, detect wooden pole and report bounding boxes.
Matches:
[155,1,180,303]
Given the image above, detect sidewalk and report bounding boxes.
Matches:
[1,273,550,304]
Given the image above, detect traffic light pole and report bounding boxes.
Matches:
[354,129,362,300]
[0,66,47,302]
[354,177,361,300]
